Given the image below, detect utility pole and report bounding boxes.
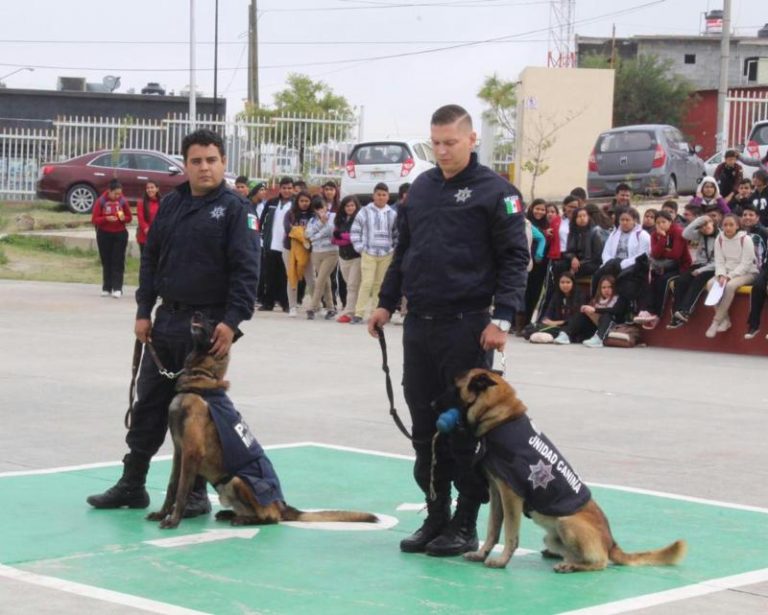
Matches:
[189,0,197,129]
[716,0,732,153]
[610,23,617,67]
[213,0,219,119]
[248,0,259,108]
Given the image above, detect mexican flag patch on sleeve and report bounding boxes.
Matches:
[504,195,523,215]
[247,213,259,231]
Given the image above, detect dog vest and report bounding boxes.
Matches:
[204,389,285,506]
[479,415,591,517]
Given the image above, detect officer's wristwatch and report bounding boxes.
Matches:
[491,318,512,333]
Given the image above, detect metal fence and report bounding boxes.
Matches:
[723,89,768,152]
[0,112,361,201]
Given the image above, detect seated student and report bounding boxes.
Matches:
[745,241,768,340]
[633,210,691,329]
[590,207,651,320]
[683,203,703,226]
[553,206,605,280]
[750,169,768,226]
[585,203,613,239]
[688,176,731,216]
[570,186,587,208]
[528,272,585,343]
[642,208,658,234]
[668,215,719,328]
[558,195,578,256]
[553,275,620,348]
[714,149,744,202]
[661,199,686,226]
[741,204,768,264]
[729,178,753,216]
[704,214,758,338]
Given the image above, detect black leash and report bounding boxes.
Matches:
[123,340,185,430]
[374,324,413,441]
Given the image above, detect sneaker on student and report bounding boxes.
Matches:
[582,334,603,348]
[673,310,689,323]
[642,316,660,330]
[705,321,718,338]
[111,290,122,299]
[306,310,315,320]
[529,331,554,344]
[100,290,110,297]
[324,310,337,320]
[666,317,684,330]
[744,328,760,340]
[288,308,298,318]
[336,314,352,323]
[632,310,655,324]
[553,332,570,345]
[350,316,364,324]
[716,318,731,333]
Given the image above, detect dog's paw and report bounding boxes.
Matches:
[215,510,236,521]
[159,516,180,530]
[463,550,489,563]
[541,548,563,559]
[553,562,576,573]
[483,556,509,569]
[146,511,165,522]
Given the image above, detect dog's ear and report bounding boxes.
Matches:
[468,372,497,394]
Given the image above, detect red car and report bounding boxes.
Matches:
[36,149,188,213]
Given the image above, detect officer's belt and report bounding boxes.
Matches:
[161,299,225,313]
[408,308,489,321]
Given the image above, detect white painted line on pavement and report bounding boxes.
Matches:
[0,563,210,615]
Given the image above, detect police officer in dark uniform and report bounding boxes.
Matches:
[87,129,260,513]
[369,105,529,556]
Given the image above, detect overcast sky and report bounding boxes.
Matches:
[2,0,766,139]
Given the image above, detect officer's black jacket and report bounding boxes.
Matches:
[136,181,260,331]
[378,153,528,321]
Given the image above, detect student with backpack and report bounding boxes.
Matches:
[92,178,132,298]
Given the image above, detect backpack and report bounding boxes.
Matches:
[603,323,642,348]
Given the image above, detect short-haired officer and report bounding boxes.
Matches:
[87,129,260,514]
[369,104,529,556]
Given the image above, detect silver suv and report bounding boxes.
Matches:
[587,124,705,198]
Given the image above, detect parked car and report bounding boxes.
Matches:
[704,151,758,182]
[587,124,706,198]
[36,149,187,213]
[745,119,768,162]
[341,140,435,202]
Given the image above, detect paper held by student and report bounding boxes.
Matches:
[704,280,725,306]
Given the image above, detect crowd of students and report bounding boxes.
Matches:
[91,149,768,348]
[243,175,408,324]
[522,161,768,347]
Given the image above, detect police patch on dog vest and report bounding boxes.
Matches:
[504,195,523,215]
[204,389,285,506]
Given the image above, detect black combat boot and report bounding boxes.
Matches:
[182,474,212,518]
[399,494,451,553]
[86,453,150,509]
[425,496,480,556]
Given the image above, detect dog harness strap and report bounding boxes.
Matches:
[212,474,234,488]
[375,324,416,441]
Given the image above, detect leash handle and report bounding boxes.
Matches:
[375,324,414,441]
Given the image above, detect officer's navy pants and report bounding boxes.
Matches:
[127,305,223,460]
[402,311,490,504]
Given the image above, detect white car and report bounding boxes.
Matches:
[745,119,768,162]
[341,140,435,202]
[704,151,758,181]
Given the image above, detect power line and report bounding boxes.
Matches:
[0,38,548,46]
[0,1,666,74]
[260,0,550,11]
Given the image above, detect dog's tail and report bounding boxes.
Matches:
[281,505,378,523]
[608,539,687,566]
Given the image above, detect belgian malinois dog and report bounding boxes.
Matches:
[147,312,378,529]
[448,369,686,572]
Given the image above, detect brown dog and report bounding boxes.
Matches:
[147,313,377,529]
[451,368,686,572]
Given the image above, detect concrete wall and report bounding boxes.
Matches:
[637,39,768,90]
[514,67,614,202]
